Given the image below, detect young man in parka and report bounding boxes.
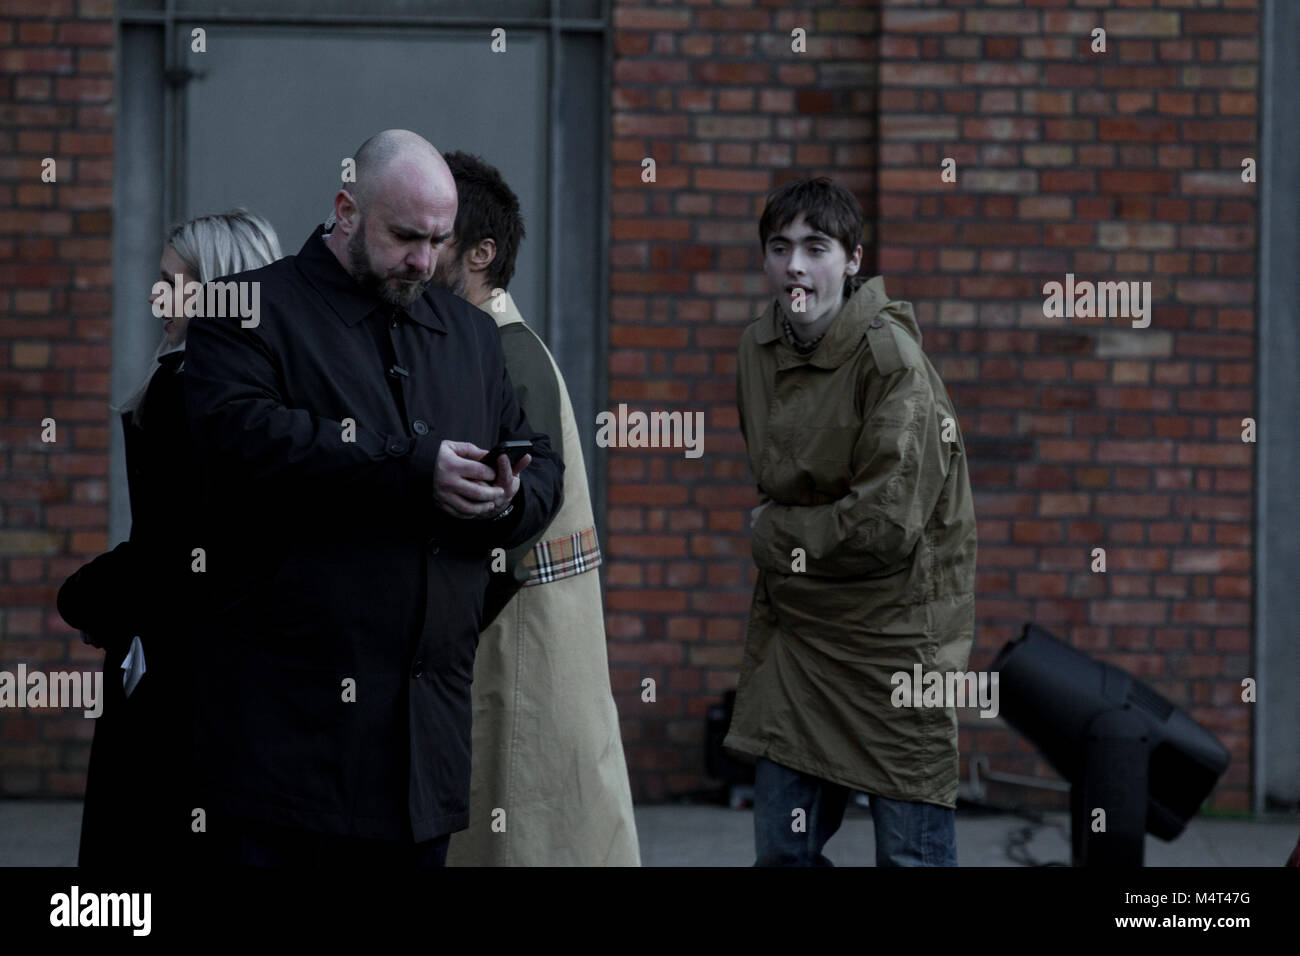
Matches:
[723,177,978,866]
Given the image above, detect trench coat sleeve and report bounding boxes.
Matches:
[497,324,566,576]
[183,313,446,528]
[480,326,566,626]
[751,362,948,577]
[428,355,564,557]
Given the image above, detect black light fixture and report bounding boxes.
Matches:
[991,622,1231,866]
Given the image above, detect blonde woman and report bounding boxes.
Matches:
[57,209,281,866]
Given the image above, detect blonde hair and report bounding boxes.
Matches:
[116,208,281,425]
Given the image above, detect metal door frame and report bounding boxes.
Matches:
[1255,0,1300,813]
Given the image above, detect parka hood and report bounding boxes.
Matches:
[753,275,921,370]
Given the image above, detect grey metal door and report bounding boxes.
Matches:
[180,26,548,333]
[113,6,608,548]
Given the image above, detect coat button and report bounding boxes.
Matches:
[387,440,407,455]
[411,659,424,680]
[869,318,882,329]
[412,419,428,435]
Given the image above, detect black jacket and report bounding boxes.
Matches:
[57,349,203,864]
[181,226,563,841]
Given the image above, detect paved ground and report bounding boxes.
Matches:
[635,803,1297,866]
[1,799,1295,866]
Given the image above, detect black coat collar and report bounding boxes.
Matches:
[293,224,446,333]
[158,349,185,373]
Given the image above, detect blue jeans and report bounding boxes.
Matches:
[753,756,957,866]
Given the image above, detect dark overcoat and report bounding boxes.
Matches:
[57,349,203,865]
[182,226,563,842]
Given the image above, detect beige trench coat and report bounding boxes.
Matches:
[446,292,640,865]
[723,276,978,808]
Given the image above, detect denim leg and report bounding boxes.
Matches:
[753,756,849,866]
[868,793,958,867]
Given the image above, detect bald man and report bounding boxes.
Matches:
[183,130,563,866]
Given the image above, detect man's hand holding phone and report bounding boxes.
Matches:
[433,439,533,518]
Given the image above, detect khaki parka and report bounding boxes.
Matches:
[723,276,977,808]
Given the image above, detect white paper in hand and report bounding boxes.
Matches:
[121,636,146,698]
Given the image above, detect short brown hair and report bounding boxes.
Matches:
[443,151,525,292]
[758,177,865,257]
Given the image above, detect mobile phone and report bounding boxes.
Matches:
[485,439,534,466]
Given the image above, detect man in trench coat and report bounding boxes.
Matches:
[431,151,640,865]
[182,130,563,865]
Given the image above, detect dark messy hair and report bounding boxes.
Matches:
[442,151,525,292]
[758,176,865,258]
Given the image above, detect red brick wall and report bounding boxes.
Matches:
[0,0,1261,814]
[874,0,1256,812]
[0,0,116,796]
[608,0,1257,812]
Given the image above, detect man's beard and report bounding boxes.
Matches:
[431,250,470,301]
[346,218,429,309]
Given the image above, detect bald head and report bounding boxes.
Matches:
[351,129,452,210]
[326,129,458,309]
